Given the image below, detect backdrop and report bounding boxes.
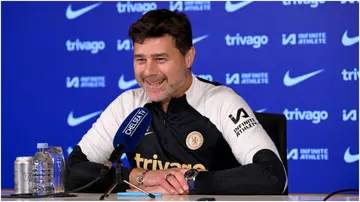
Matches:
[2,1,359,194]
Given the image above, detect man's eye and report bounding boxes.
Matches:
[136,58,145,62]
[156,58,166,62]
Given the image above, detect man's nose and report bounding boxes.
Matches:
[143,60,158,75]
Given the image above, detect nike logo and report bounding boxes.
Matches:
[342,30,359,46]
[225,1,253,12]
[192,35,209,44]
[66,2,102,20]
[67,110,102,127]
[256,108,267,113]
[344,147,359,163]
[118,74,138,90]
[283,69,324,87]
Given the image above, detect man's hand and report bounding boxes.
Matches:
[141,168,189,194]
[126,185,189,195]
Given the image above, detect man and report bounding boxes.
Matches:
[65,9,287,195]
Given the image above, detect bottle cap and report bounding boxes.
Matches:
[37,143,49,149]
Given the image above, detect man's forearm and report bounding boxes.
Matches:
[65,145,133,193]
[194,149,287,195]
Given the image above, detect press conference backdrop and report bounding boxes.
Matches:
[2,0,359,193]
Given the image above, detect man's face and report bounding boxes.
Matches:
[133,35,192,102]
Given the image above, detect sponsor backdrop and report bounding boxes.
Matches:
[2,1,359,194]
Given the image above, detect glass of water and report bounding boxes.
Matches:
[48,146,66,193]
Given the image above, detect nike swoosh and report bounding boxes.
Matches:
[283,69,324,87]
[66,2,102,20]
[118,74,138,90]
[192,35,209,44]
[67,110,102,127]
[342,30,359,46]
[344,147,359,163]
[256,108,267,113]
[225,1,253,12]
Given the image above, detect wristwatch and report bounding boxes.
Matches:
[184,169,199,194]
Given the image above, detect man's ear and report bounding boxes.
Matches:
[185,46,196,69]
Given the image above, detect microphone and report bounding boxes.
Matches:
[99,107,156,200]
[19,108,152,199]
[101,107,152,175]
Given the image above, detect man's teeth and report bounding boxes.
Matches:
[147,79,164,85]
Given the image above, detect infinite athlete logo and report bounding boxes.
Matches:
[287,148,328,160]
[229,108,257,137]
[342,109,357,121]
[229,108,249,124]
[169,1,211,12]
[226,72,269,85]
[282,32,326,46]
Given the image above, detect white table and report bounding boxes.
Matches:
[1,191,359,201]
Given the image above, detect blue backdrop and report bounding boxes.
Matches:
[2,1,359,194]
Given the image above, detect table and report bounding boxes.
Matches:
[1,191,359,201]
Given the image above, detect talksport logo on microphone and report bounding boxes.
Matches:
[226,72,269,85]
[169,1,211,12]
[287,148,329,161]
[282,32,326,46]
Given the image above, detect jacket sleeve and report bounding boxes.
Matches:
[64,90,141,193]
[194,87,288,195]
[64,145,132,193]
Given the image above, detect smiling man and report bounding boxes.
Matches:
[65,9,288,195]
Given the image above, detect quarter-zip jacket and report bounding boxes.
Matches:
[65,74,288,195]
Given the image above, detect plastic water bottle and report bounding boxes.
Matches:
[48,146,66,193]
[31,143,55,195]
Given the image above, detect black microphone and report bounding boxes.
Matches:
[100,107,152,176]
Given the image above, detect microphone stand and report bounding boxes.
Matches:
[99,158,155,200]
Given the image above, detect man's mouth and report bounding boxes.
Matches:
[145,79,166,86]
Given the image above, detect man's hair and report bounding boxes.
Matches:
[128,9,193,56]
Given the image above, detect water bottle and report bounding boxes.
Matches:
[31,143,55,195]
[48,146,66,193]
